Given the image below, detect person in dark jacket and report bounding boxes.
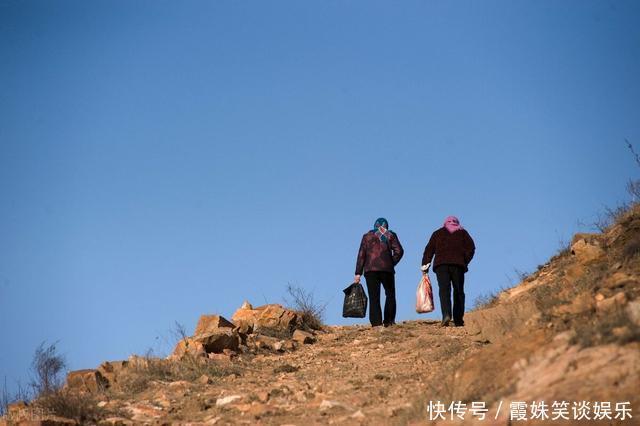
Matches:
[422,216,475,327]
[355,218,404,327]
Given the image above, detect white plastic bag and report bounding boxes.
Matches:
[416,273,435,313]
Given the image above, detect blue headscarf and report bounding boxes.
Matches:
[373,217,390,243]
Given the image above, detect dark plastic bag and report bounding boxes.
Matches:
[342,282,368,318]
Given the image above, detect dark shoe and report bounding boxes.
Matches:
[440,316,451,327]
[454,322,464,327]
[383,322,396,328]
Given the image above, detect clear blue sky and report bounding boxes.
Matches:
[1,0,639,393]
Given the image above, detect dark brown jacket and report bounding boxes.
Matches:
[422,228,475,272]
[355,231,404,275]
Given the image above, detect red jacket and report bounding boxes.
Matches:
[355,231,404,275]
[422,228,475,272]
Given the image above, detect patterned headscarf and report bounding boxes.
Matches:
[373,217,390,243]
[444,216,463,233]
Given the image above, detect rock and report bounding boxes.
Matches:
[193,315,235,336]
[198,374,213,385]
[465,295,539,343]
[234,322,253,335]
[232,302,302,332]
[215,395,242,406]
[203,415,222,425]
[596,292,628,313]
[255,390,270,403]
[273,341,285,352]
[99,417,134,426]
[10,416,77,425]
[207,352,233,363]
[6,400,28,419]
[292,329,316,344]
[351,409,366,420]
[170,337,206,359]
[222,348,237,358]
[553,293,593,316]
[571,237,604,264]
[126,402,163,421]
[194,331,240,353]
[97,360,128,388]
[626,300,640,326]
[251,334,281,350]
[604,272,638,289]
[65,369,109,393]
[319,399,351,411]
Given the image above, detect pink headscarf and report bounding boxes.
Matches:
[444,216,463,233]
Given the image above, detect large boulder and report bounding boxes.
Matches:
[97,360,129,389]
[232,302,302,333]
[65,369,109,393]
[571,234,605,264]
[170,337,206,360]
[193,315,235,335]
[193,330,240,353]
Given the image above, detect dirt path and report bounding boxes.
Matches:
[127,320,481,425]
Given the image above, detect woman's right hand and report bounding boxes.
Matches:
[354,274,361,284]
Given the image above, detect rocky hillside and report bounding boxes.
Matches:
[3,205,639,425]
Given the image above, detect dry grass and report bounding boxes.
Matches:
[570,308,640,348]
[118,353,241,396]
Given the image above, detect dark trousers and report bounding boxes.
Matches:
[435,264,465,324]
[364,271,396,326]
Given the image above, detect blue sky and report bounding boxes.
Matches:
[1,0,639,393]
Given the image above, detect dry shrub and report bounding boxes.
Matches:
[285,283,327,330]
[622,235,640,261]
[472,292,500,311]
[30,342,66,396]
[33,389,104,423]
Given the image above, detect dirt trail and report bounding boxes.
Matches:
[119,321,479,425]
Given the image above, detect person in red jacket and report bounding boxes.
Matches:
[355,218,404,327]
[422,216,475,327]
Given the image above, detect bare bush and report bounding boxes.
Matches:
[284,283,327,330]
[33,389,105,423]
[595,203,631,232]
[30,342,66,397]
[622,235,640,261]
[472,292,499,310]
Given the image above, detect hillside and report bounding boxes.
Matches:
[2,205,639,425]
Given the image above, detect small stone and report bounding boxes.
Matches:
[351,410,366,419]
[198,374,213,385]
[256,391,270,403]
[595,293,605,302]
[215,395,242,406]
[292,329,316,344]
